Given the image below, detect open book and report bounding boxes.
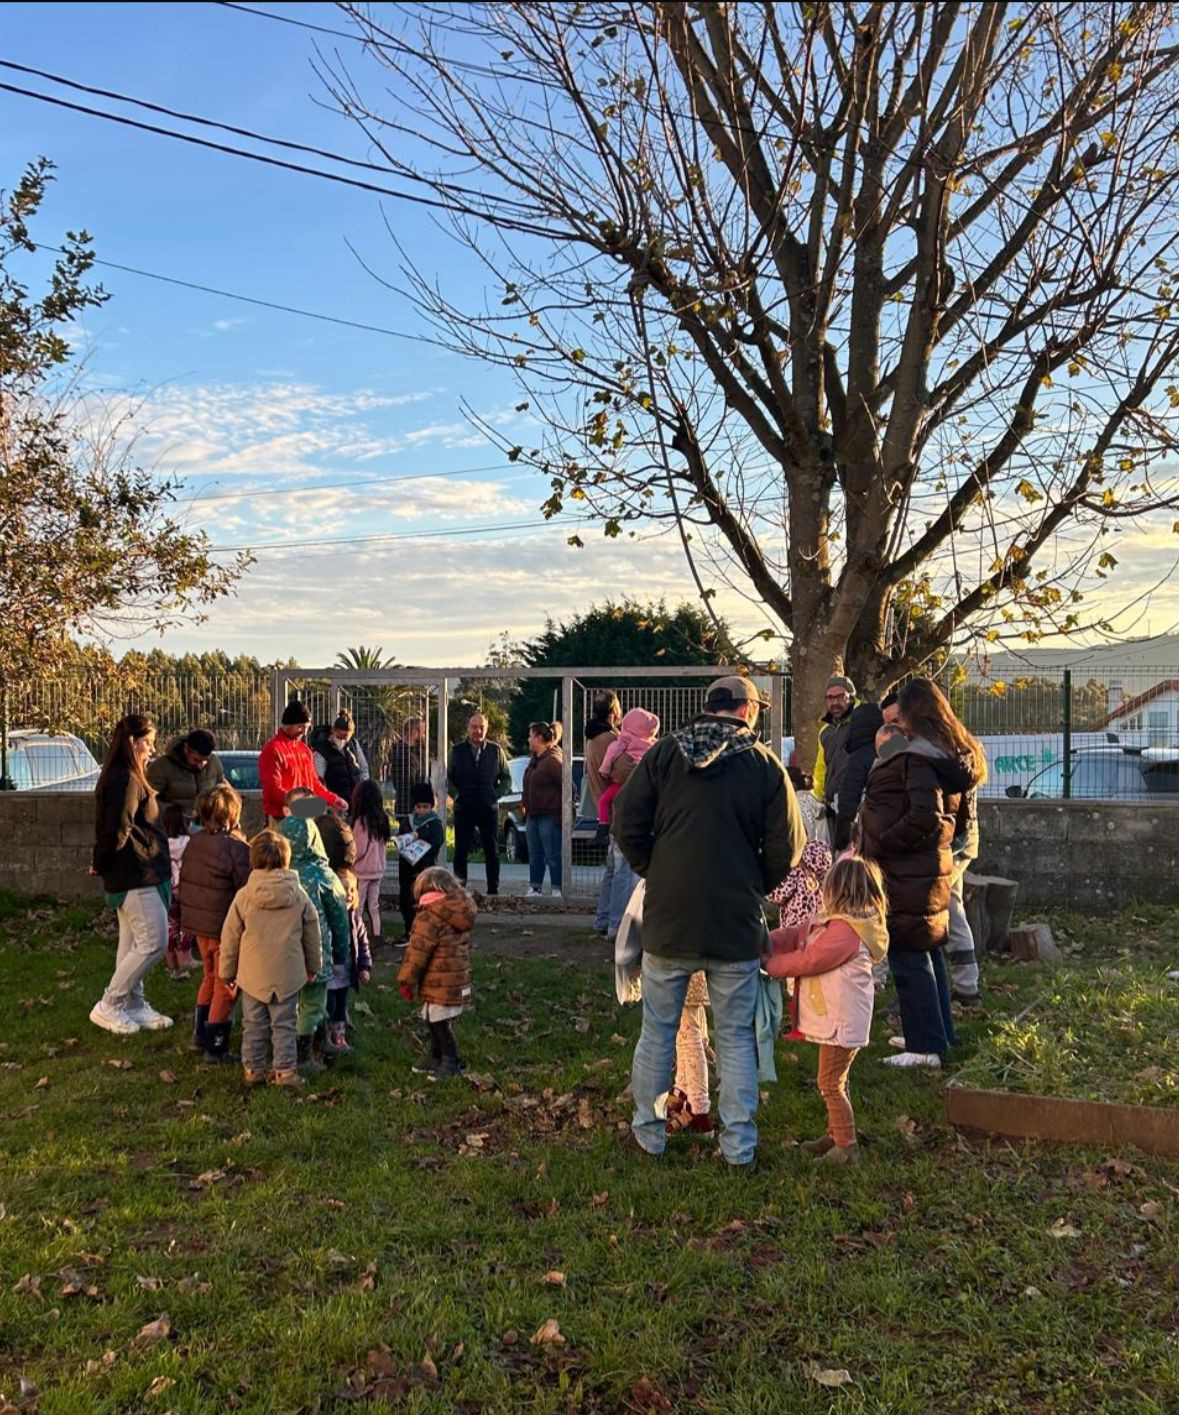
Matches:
[395,833,431,866]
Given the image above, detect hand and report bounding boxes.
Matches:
[306,971,316,983]
[399,983,414,1003]
[360,970,371,985]
[224,979,239,998]
[86,865,98,877]
[333,795,348,812]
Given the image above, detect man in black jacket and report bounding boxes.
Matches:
[446,712,512,895]
[614,676,805,1172]
[833,701,884,850]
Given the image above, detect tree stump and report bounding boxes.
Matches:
[1009,922,1062,963]
[963,873,1019,955]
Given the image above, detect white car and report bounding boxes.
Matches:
[3,731,102,791]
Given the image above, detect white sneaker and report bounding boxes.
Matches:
[888,1035,907,1050]
[89,1000,140,1036]
[125,999,174,1031]
[550,889,563,899]
[525,889,543,899]
[882,1051,942,1069]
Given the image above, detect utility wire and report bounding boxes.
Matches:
[214,1,367,43]
[213,517,574,553]
[0,58,397,177]
[36,244,430,344]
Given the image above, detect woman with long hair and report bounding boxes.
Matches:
[522,721,565,899]
[858,678,984,1068]
[90,714,174,1036]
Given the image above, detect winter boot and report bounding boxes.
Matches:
[191,1003,211,1052]
[296,1035,326,1074]
[201,1022,237,1067]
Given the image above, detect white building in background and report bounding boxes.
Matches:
[956,631,1179,685]
[1096,679,1179,745]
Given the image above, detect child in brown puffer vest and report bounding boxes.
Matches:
[397,867,475,1077]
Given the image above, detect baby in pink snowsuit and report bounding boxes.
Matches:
[596,708,661,825]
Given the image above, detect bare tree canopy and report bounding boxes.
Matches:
[0,160,249,683]
[327,2,1179,753]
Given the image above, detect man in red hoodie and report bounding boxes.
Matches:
[259,701,347,824]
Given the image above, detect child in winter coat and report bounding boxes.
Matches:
[351,778,392,946]
[664,971,715,1136]
[763,855,889,1166]
[397,867,476,1077]
[276,811,351,1072]
[220,830,322,1088]
[397,782,445,937]
[596,708,660,825]
[179,784,252,1063]
[162,805,198,978]
[768,839,834,1040]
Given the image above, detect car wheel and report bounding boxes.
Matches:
[505,823,528,864]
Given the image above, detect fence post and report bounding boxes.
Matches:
[561,674,575,896]
[1062,668,1072,800]
[0,678,11,791]
[436,678,450,866]
[269,667,284,736]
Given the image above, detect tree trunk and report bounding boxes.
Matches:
[790,632,845,773]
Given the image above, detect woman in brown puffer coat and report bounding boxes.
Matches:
[397,868,476,1077]
[859,679,984,1069]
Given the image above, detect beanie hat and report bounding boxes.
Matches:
[826,674,856,696]
[186,729,216,757]
[281,700,312,726]
[411,781,436,807]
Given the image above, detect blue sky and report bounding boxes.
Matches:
[1,1,720,666]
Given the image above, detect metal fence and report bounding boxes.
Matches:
[7,658,1179,889]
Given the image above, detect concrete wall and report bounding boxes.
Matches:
[976,799,1179,911]
[1,792,1177,913]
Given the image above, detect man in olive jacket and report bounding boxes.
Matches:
[613,677,805,1171]
[146,730,225,821]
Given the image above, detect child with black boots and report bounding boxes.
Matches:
[220,830,322,1089]
[162,805,198,978]
[397,867,475,1077]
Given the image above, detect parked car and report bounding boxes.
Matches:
[2,731,101,791]
[218,750,261,793]
[498,754,587,864]
[1007,745,1179,800]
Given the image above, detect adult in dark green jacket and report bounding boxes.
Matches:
[146,730,224,820]
[613,677,805,1171]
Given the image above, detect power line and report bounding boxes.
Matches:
[37,244,429,344]
[213,517,576,554]
[214,1,367,43]
[186,463,526,505]
[0,58,397,178]
[0,80,551,233]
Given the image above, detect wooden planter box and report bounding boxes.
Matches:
[945,1084,1179,1158]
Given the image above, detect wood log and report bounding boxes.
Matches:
[1009,921,1062,963]
[963,872,1020,954]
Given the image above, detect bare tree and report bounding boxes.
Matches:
[326,2,1179,760]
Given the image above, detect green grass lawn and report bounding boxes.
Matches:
[0,892,1177,1413]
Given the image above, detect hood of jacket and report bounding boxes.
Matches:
[585,720,617,741]
[845,702,884,754]
[277,815,329,868]
[422,892,477,932]
[673,714,759,771]
[242,867,305,911]
[903,735,981,794]
[619,707,660,741]
[821,910,889,963]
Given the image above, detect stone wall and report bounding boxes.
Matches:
[1,791,1176,912]
[976,800,1179,911]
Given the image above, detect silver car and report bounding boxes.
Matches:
[2,731,102,791]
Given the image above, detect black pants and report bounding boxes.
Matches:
[399,857,421,935]
[428,1017,461,1064]
[452,801,500,894]
[326,987,349,1023]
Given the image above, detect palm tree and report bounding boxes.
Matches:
[334,646,421,785]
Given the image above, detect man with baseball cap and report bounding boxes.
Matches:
[258,701,348,825]
[613,673,805,1173]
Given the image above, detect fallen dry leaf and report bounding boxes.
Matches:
[84,1351,117,1375]
[573,1018,590,1034]
[1139,1200,1164,1221]
[356,1261,378,1291]
[146,1375,175,1399]
[1049,1218,1082,1239]
[158,1069,177,1085]
[353,999,375,1017]
[136,1275,165,1291]
[13,1273,42,1299]
[501,1329,519,1347]
[808,1364,854,1388]
[103,1058,133,1070]
[189,1169,226,1190]
[130,1314,173,1349]
[418,1353,439,1383]
[34,1076,49,1091]
[530,1318,566,1347]
[541,1270,567,1287]
[591,1191,610,1207]
[895,1115,919,1142]
[610,1033,627,1046]
[176,1274,211,1295]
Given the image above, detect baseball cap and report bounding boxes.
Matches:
[705,675,770,710]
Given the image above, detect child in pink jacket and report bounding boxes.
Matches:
[597,708,660,825]
[763,855,889,1166]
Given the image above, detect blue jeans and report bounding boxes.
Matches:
[594,846,615,931]
[631,953,761,1165]
[890,947,957,1054]
[608,843,638,933]
[525,814,561,890]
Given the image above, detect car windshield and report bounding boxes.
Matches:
[509,758,528,792]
